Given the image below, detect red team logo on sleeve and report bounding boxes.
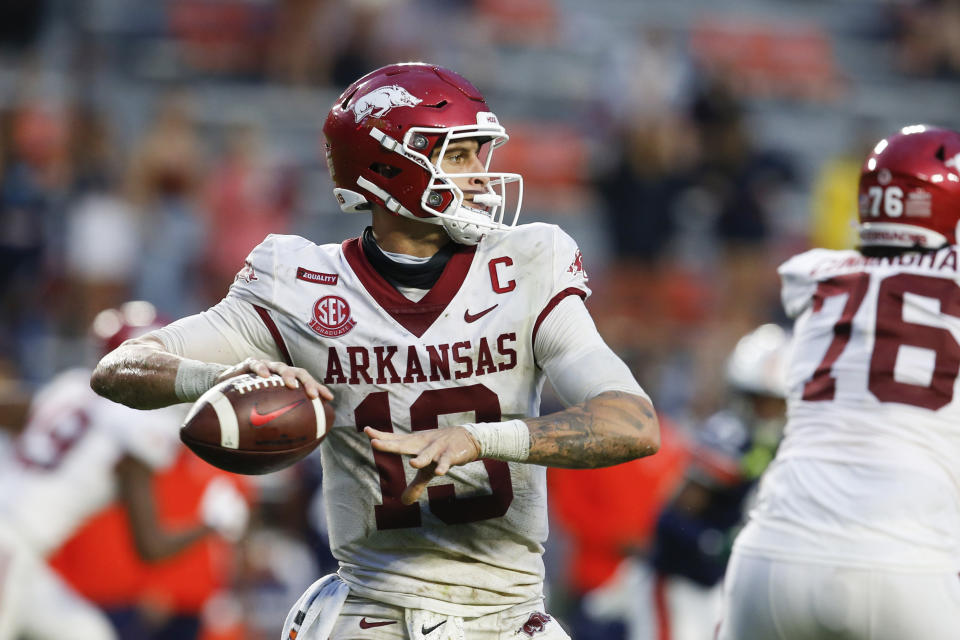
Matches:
[567,250,587,279]
[235,261,258,283]
[309,296,357,337]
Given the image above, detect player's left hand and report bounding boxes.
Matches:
[365,427,481,505]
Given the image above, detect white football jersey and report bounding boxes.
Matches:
[219,223,590,616]
[736,247,960,570]
[0,369,183,556]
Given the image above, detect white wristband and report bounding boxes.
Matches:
[461,419,531,462]
[174,360,228,402]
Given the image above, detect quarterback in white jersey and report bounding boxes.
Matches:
[92,63,660,640]
[719,126,960,640]
[0,303,247,640]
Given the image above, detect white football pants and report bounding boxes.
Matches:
[0,523,117,640]
[283,573,570,640]
[330,595,569,640]
[718,552,960,640]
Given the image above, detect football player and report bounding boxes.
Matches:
[717,125,960,639]
[90,63,659,639]
[0,302,248,640]
[645,323,787,640]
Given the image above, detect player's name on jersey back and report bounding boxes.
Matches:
[809,247,960,277]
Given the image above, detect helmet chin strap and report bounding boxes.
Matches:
[357,176,495,246]
[356,176,418,218]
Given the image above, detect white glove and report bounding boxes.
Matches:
[200,477,249,542]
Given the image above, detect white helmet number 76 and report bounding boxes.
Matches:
[867,185,904,217]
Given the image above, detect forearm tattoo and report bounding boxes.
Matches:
[525,391,658,468]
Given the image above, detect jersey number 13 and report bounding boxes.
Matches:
[355,384,514,530]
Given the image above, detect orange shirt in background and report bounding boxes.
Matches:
[547,416,690,594]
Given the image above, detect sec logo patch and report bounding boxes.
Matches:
[309,295,357,337]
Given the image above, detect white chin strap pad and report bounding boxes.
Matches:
[440,204,498,245]
[442,218,483,245]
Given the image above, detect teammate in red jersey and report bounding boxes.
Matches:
[91,63,659,639]
[718,125,960,639]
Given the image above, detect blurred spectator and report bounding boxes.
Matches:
[896,0,960,78]
[0,102,72,381]
[689,74,796,253]
[168,0,276,79]
[267,0,331,85]
[327,0,427,88]
[598,27,695,128]
[64,193,140,336]
[202,118,297,301]
[64,106,140,335]
[594,114,700,265]
[126,91,208,318]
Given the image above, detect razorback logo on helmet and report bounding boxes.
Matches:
[309,295,357,337]
[945,152,960,171]
[566,250,587,279]
[351,85,422,123]
[235,261,258,283]
[518,613,551,637]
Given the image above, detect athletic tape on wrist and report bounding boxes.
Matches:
[461,419,530,462]
[174,360,227,402]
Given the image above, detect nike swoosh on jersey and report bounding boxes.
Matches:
[359,618,398,629]
[464,304,498,323]
[249,399,306,427]
[421,620,447,635]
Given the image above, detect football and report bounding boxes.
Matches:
[180,374,333,475]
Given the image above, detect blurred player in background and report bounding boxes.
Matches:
[0,301,248,640]
[719,125,960,639]
[90,62,660,639]
[546,415,689,640]
[646,323,787,640]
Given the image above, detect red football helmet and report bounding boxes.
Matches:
[91,301,167,354]
[322,62,523,245]
[858,125,960,249]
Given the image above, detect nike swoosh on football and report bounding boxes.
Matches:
[358,618,397,629]
[464,304,498,323]
[421,620,447,635]
[249,399,306,427]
